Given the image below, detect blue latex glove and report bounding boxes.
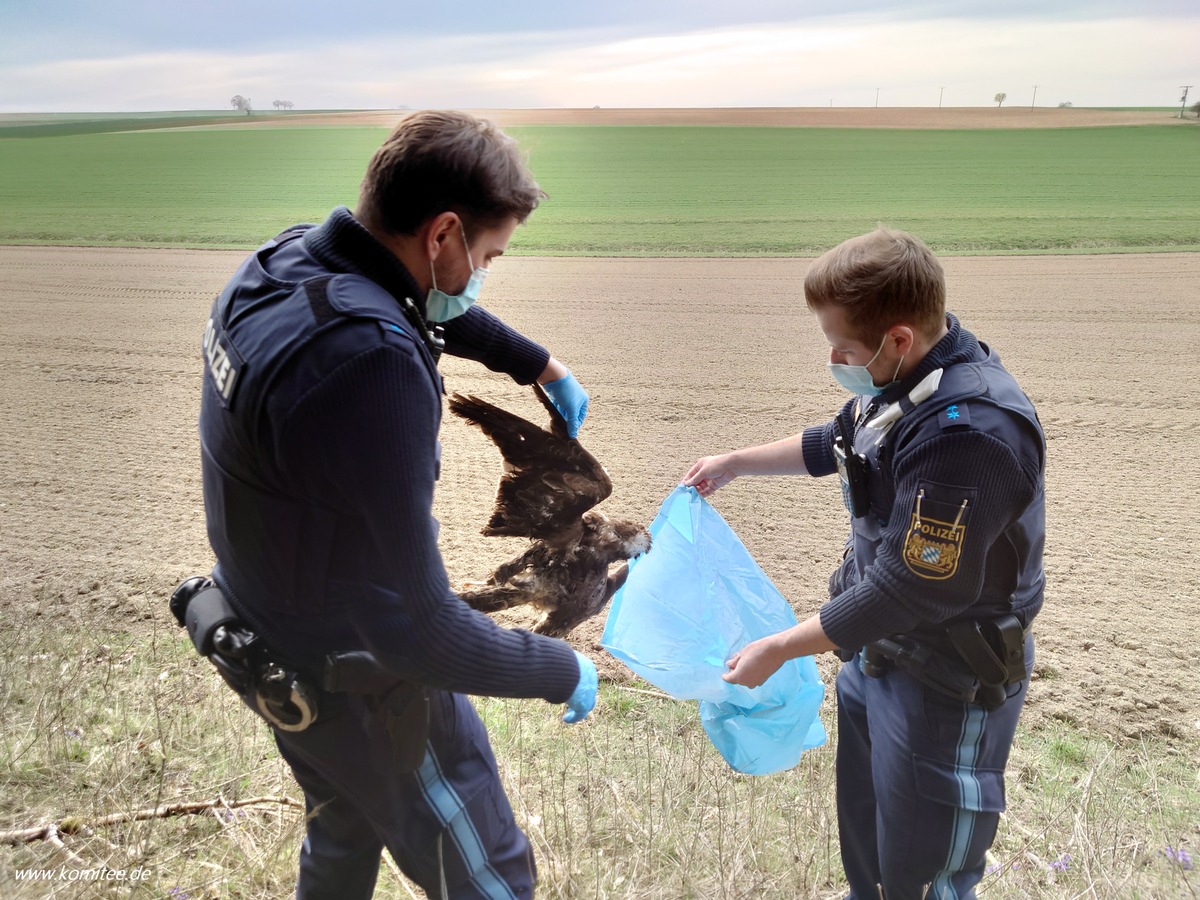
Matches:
[563,651,598,724]
[541,371,589,438]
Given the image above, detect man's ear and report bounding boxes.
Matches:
[423,211,461,261]
[888,324,917,357]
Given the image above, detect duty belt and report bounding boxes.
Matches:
[838,614,1030,710]
[170,577,319,731]
[169,577,428,766]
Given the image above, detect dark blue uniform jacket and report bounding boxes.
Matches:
[803,315,1046,651]
[198,207,580,703]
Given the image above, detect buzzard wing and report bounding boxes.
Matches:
[448,385,612,539]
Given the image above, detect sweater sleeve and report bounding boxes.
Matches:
[441,304,550,385]
[818,428,1040,650]
[802,420,839,478]
[274,334,580,703]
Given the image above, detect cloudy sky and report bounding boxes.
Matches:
[1,1,1195,112]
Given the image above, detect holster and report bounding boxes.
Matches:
[856,615,1030,711]
[325,651,431,773]
[947,614,1028,687]
[864,636,985,705]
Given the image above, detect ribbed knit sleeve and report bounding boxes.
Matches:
[274,335,580,703]
[441,304,550,385]
[802,421,839,478]
[818,428,1040,650]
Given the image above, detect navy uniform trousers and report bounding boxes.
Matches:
[239,687,534,899]
[836,636,1033,900]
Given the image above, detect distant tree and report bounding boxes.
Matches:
[1057,101,1073,108]
[230,95,252,115]
[273,100,283,111]
[994,92,1007,108]
[271,100,294,111]
[1193,101,1200,119]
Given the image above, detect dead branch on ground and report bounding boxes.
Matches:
[0,795,304,846]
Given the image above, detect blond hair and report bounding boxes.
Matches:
[804,227,945,342]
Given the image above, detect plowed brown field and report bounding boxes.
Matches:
[2,245,1197,746]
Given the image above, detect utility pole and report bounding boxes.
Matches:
[875,87,880,108]
[939,86,944,109]
[1031,85,1038,109]
[1181,86,1193,119]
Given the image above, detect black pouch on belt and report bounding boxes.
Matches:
[170,577,260,692]
[171,577,239,657]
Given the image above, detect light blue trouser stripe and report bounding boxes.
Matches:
[930,705,987,900]
[416,741,518,900]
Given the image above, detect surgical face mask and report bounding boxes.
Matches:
[426,226,487,323]
[827,334,903,397]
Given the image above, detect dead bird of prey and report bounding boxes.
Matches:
[448,384,650,638]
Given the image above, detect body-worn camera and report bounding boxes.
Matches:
[834,433,871,519]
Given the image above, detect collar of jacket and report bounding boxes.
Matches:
[876,312,983,406]
[302,207,428,316]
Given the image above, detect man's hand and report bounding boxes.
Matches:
[721,635,787,689]
[541,371,589,438]
[682,454,737,497]
[563,651,598,724]
[723,618,838,688]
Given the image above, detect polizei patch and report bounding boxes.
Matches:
[203,317,243,408]
[902,486,971,580]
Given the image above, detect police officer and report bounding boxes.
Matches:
[683,228,1045,899]
[196,110,597,899]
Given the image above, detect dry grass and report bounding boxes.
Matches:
[2,614,1196,899]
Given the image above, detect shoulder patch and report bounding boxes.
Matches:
[902,483,976,580]
[203,317,244,408]
[938,402,971,430]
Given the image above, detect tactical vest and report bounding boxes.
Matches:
[842,346,1046,625]
[199,228,442,625]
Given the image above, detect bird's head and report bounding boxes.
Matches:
[582,510,652,558]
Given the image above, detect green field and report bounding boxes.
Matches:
[1,122,1197,254]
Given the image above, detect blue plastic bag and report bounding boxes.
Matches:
[601,486,826,775]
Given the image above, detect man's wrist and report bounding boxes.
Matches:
[537,356,570,384]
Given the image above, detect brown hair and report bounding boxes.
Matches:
[357,110,545,239]
[804,227,945,342]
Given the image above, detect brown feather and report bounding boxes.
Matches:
[449,386,651,637]
[448,389,612,540]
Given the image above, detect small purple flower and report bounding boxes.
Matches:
[1165,846,1194,870]
[985,863,1002,875]
[1049,853,1071,873]
[63,728,82,740]
[169,889,190,899]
